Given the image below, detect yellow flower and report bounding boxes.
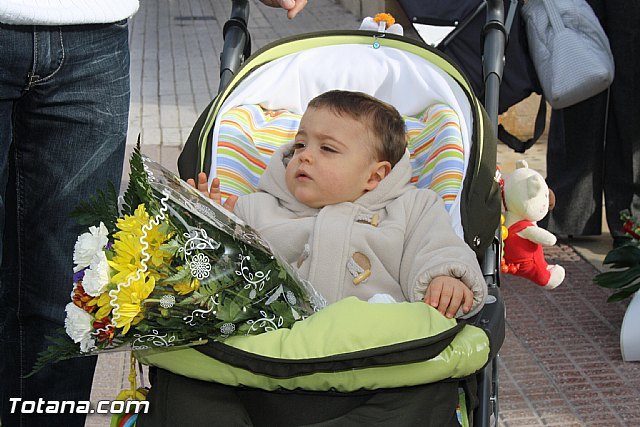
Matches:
[109,204,172,283]
[109,232,146,284]
[92,292,114,319]
[110,273,156,334]
[173,278,200,295]
[90,204,175,334]
[114,204,150,234]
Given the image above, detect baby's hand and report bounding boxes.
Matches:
[423,276,474,318]
[186,172,238,212]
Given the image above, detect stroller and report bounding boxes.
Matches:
[138,1,507,426]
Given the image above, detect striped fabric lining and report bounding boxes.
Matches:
[215,103,464,211]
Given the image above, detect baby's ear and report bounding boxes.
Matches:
[366,161,391,191]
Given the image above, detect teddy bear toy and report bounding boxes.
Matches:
[501,160,565,289]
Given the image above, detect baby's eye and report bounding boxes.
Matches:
[321,145,337,153]
[293,142,306,150]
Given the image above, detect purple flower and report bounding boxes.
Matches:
[104,241,113,251]
[73,269,86,283]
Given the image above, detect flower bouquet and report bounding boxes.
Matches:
[594,210,640,302]
[30,148,325,374]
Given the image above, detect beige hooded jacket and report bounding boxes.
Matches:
[234,145,487,318]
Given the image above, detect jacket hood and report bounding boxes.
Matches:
[257,144,413,215]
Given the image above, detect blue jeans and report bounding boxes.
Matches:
[0,22,130,426]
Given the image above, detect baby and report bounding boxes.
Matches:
[189,90,486,318]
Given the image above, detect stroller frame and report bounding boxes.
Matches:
[177,1,509,425]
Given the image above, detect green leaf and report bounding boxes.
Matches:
[216,299,244,323]
[196,281,221,299]
[122,145,157,216]
[181,290,214,307]
[70,180,120,234]
[608,283,640,302]
[26,331,81,377]
[603,245,640,268]
[159,239,181,259]
[268,300,296,326]
[594,265,640,289]
[163,265,192,284]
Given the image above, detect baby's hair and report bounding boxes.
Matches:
[307,90,407,167]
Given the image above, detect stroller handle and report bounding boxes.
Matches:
[482,0,507,131]
[219,0,251,92]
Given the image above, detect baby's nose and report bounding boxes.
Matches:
[298,150,313,163]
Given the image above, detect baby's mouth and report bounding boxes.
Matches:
[296,170,312,180]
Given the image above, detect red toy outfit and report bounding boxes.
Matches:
[503,219,551,286]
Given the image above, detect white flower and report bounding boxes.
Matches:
[82,251,111,296]
[64,302,96,353]
[73,222,109,272]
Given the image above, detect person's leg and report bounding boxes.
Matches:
[0,22,30,427]
[543,0,607,237]
[0,22,129,426]
[602,2,640,241]
[544,94,607,236]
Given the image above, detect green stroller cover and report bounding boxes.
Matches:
[136,297,489,392]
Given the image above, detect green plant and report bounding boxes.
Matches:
[594,210,640,302]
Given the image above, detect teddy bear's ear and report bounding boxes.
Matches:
[527,175,544,198]
[516,159,529,169]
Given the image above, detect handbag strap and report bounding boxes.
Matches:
[541,0,565,32]
[505,0,519,34]
[497,95,547,153]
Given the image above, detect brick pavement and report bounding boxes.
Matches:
[85,1,639,426]
[498,244,640,426]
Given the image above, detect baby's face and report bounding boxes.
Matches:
[285,107,389,208]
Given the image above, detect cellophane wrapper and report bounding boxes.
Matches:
[32,151,326,372]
